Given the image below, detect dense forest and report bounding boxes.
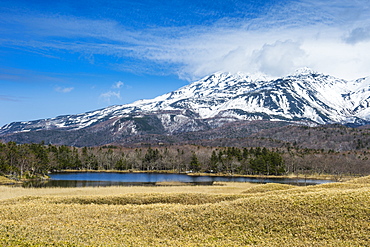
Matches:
[0,141,369,179]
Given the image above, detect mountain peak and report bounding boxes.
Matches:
[202,71,272,83]
[292,67,318,76]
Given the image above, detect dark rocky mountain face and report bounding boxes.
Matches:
[1,68,370,147]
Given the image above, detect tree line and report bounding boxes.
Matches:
[0,142,287,179]
[1,141,369,180]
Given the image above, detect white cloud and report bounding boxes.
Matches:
[0,95,21,102]
[302,37,370,80]
[99,91,121,103]
[344,26,370,44]
[250,40,307,77]
[125,0,370,80]
[99,81,125,103]
[141,25,370,80]
[2,0,370,81]
[55,86,74,93]
[112,81,124,89]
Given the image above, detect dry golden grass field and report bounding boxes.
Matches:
[0,177,369,246]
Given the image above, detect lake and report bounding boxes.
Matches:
[22,172,336,187]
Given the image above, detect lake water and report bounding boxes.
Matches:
[23,172,335,187]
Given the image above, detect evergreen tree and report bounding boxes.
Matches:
[189,153,201,172]
[209,150,219,172]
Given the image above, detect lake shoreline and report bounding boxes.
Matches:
[4,170,357,187]
[33,170,344,187]
[55,169,355,182]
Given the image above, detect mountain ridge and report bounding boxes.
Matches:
[1,68,370,146]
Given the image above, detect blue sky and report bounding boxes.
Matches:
[1,0,370,126]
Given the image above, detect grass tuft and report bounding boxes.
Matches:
[0,176,17,185]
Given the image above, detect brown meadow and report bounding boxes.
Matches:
[0,177,369,246]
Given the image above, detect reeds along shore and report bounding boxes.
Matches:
[0,176,369,246]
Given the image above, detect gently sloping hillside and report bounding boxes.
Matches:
[242,183,296,194]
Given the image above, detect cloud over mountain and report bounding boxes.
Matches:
[1,1,370,81]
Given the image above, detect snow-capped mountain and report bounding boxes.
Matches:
[1,68,370,146]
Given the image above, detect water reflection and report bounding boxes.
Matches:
[22,172,335,188]
[22,180,156,188]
